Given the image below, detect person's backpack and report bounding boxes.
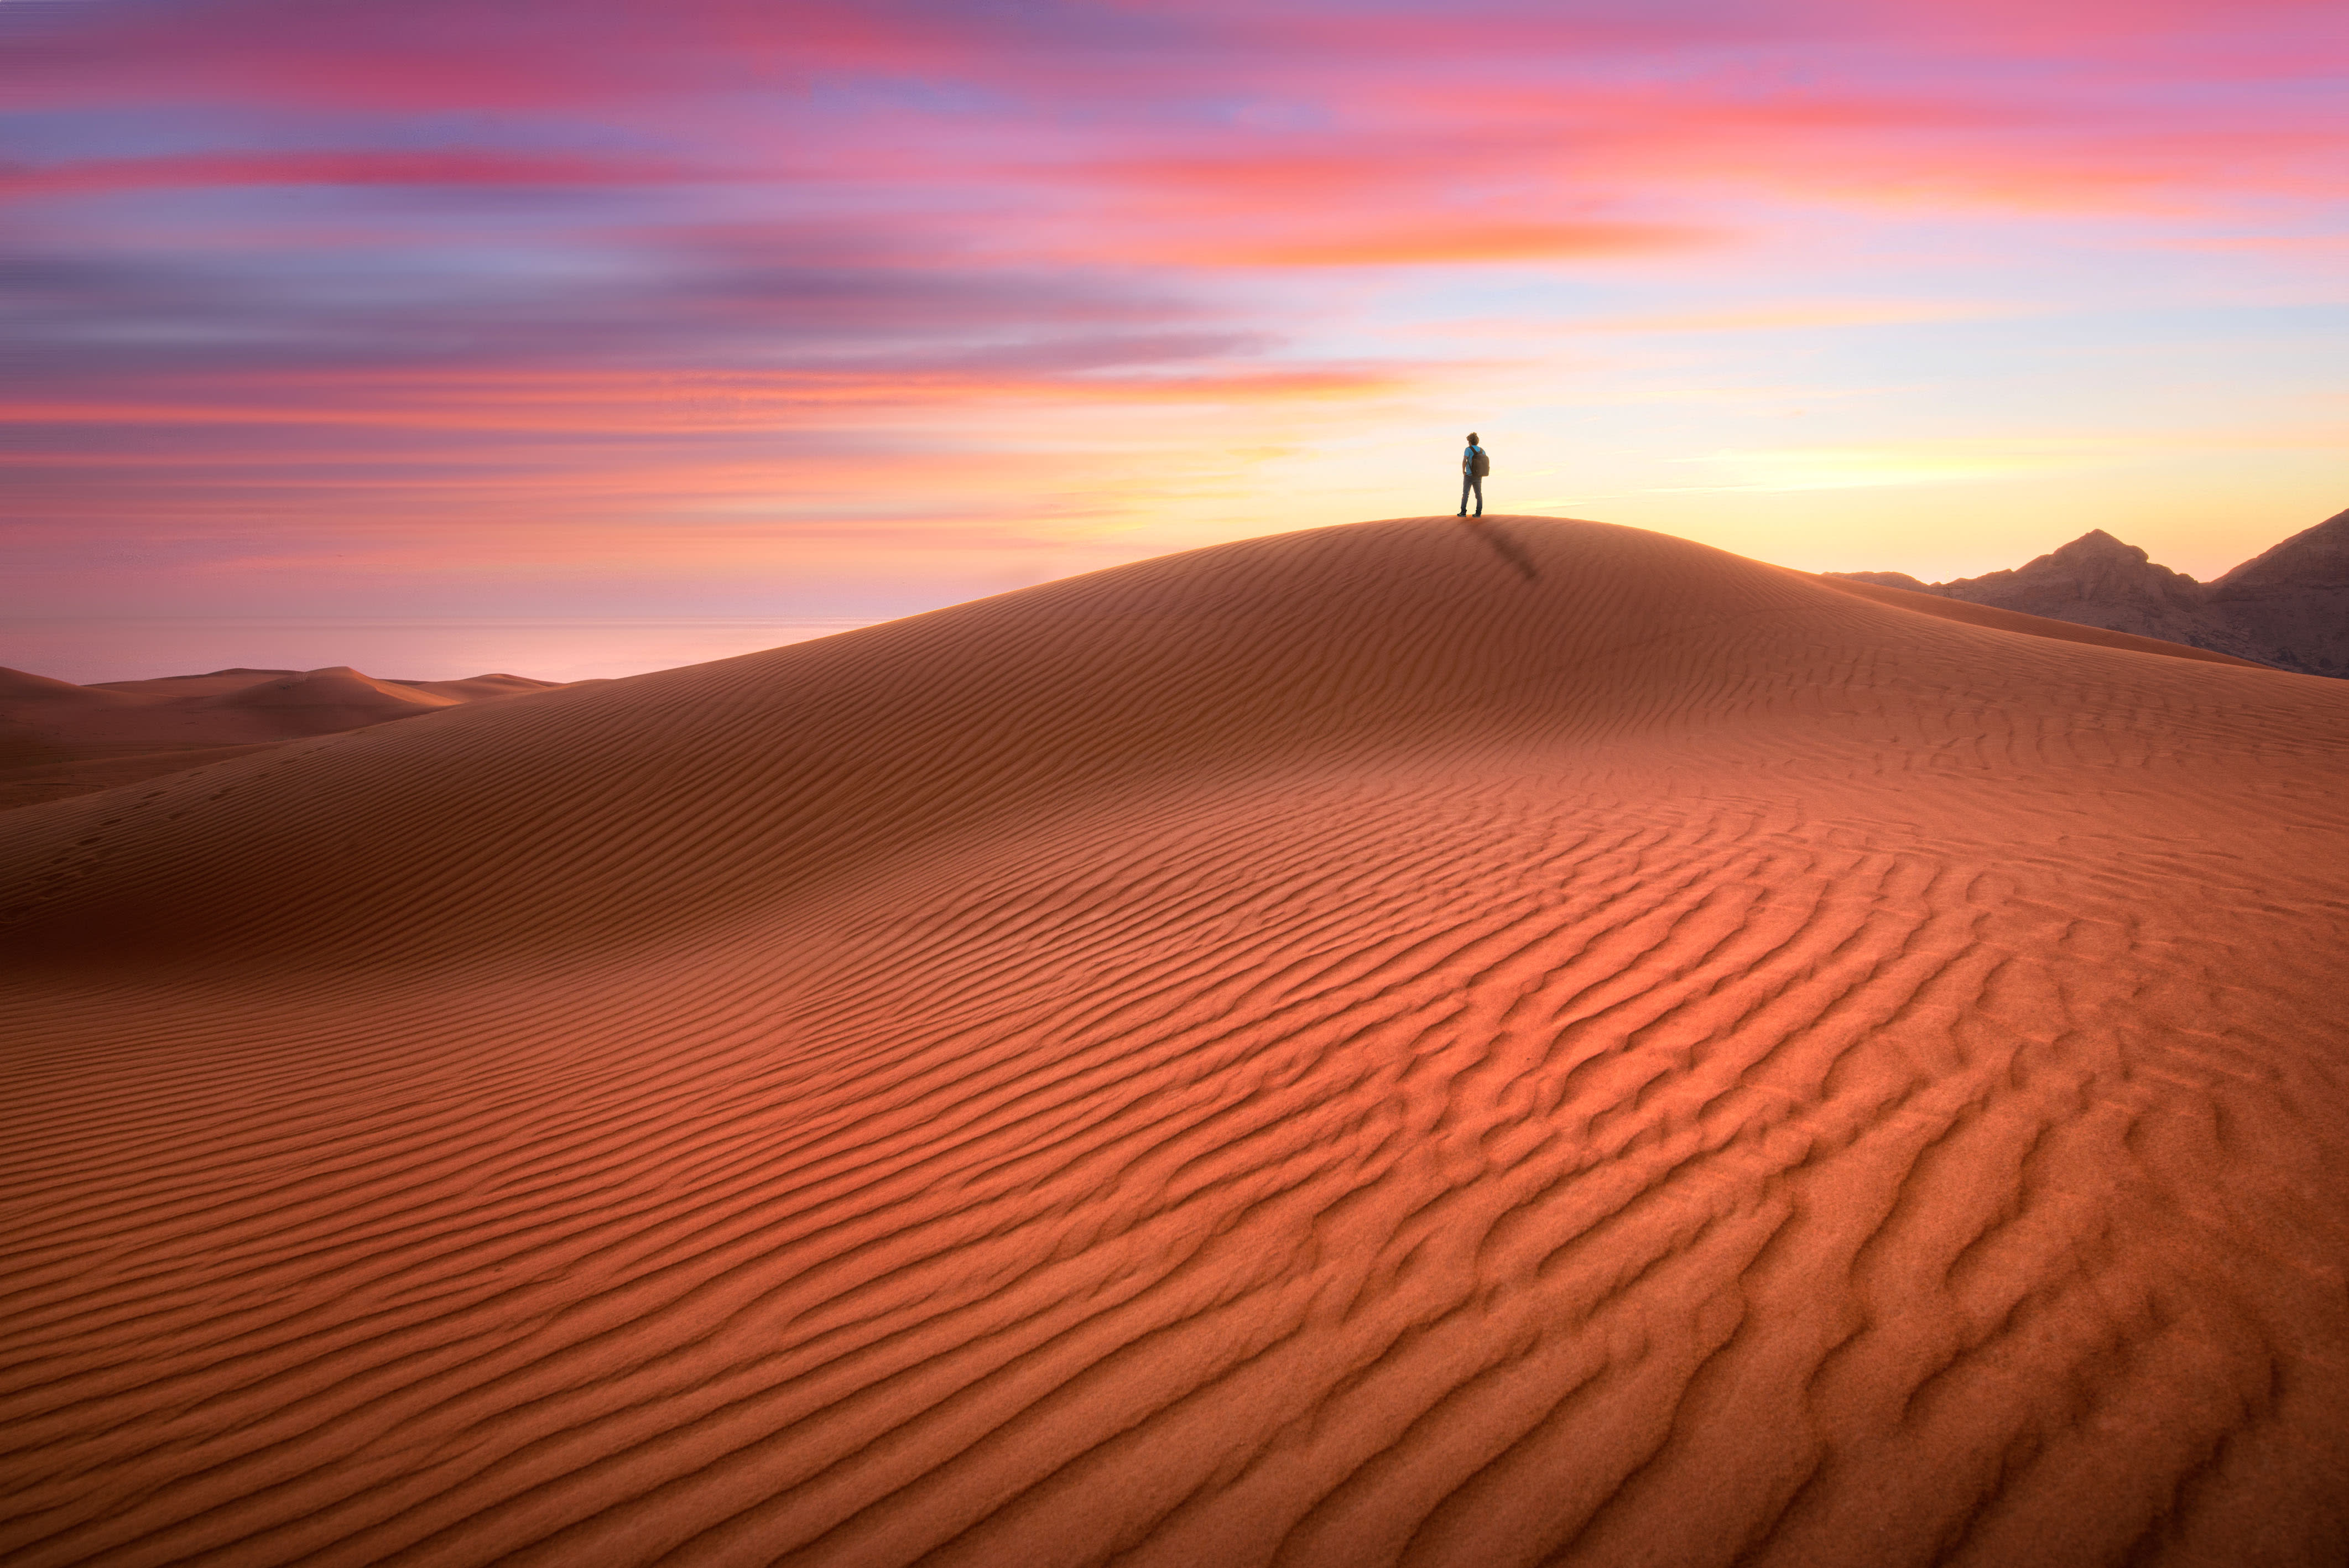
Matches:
[1472,447,1491,477]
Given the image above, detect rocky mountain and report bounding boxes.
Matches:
[1832,507,2348,676]
[2204,510,2349,676]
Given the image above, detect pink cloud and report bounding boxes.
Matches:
[0,150,680,201]
[3,0,2341,624]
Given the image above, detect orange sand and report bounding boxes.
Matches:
[1809,572,2273,668]
[4,517,2347,1567]
[0,666,567,810]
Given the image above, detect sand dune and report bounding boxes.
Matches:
[0,665,567,810]
[4,517,2348,1567]
[1810,572,2271,668]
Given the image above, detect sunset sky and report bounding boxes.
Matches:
[6,0,2344,674]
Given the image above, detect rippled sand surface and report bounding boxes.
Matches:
[6,517,2347,1567]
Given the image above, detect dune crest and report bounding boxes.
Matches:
[5,517,2348,1567]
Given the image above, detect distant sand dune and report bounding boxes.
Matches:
[0,665,566,810]
[4,517,2347,1567]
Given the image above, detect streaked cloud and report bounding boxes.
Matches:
[2,0,2342,633]
[1660,437,2158,492]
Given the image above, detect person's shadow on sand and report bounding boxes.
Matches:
[1459,517,1539,581]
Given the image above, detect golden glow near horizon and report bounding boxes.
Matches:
[3,0,2342,650]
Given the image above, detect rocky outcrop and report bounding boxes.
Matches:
[1831,509,2348,676]
[2205,509,2349,677]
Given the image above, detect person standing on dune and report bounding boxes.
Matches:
[1459,433,1488,517]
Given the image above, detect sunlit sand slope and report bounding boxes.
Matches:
[4,517,2348,1568]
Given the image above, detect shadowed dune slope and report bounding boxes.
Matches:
[1808,572,2270,668]
[5,516,2349,1568]
[0,666,569,812]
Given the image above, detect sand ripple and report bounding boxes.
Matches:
[5,518,2347,1566]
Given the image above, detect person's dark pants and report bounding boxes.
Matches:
[1460,472,1483,515]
